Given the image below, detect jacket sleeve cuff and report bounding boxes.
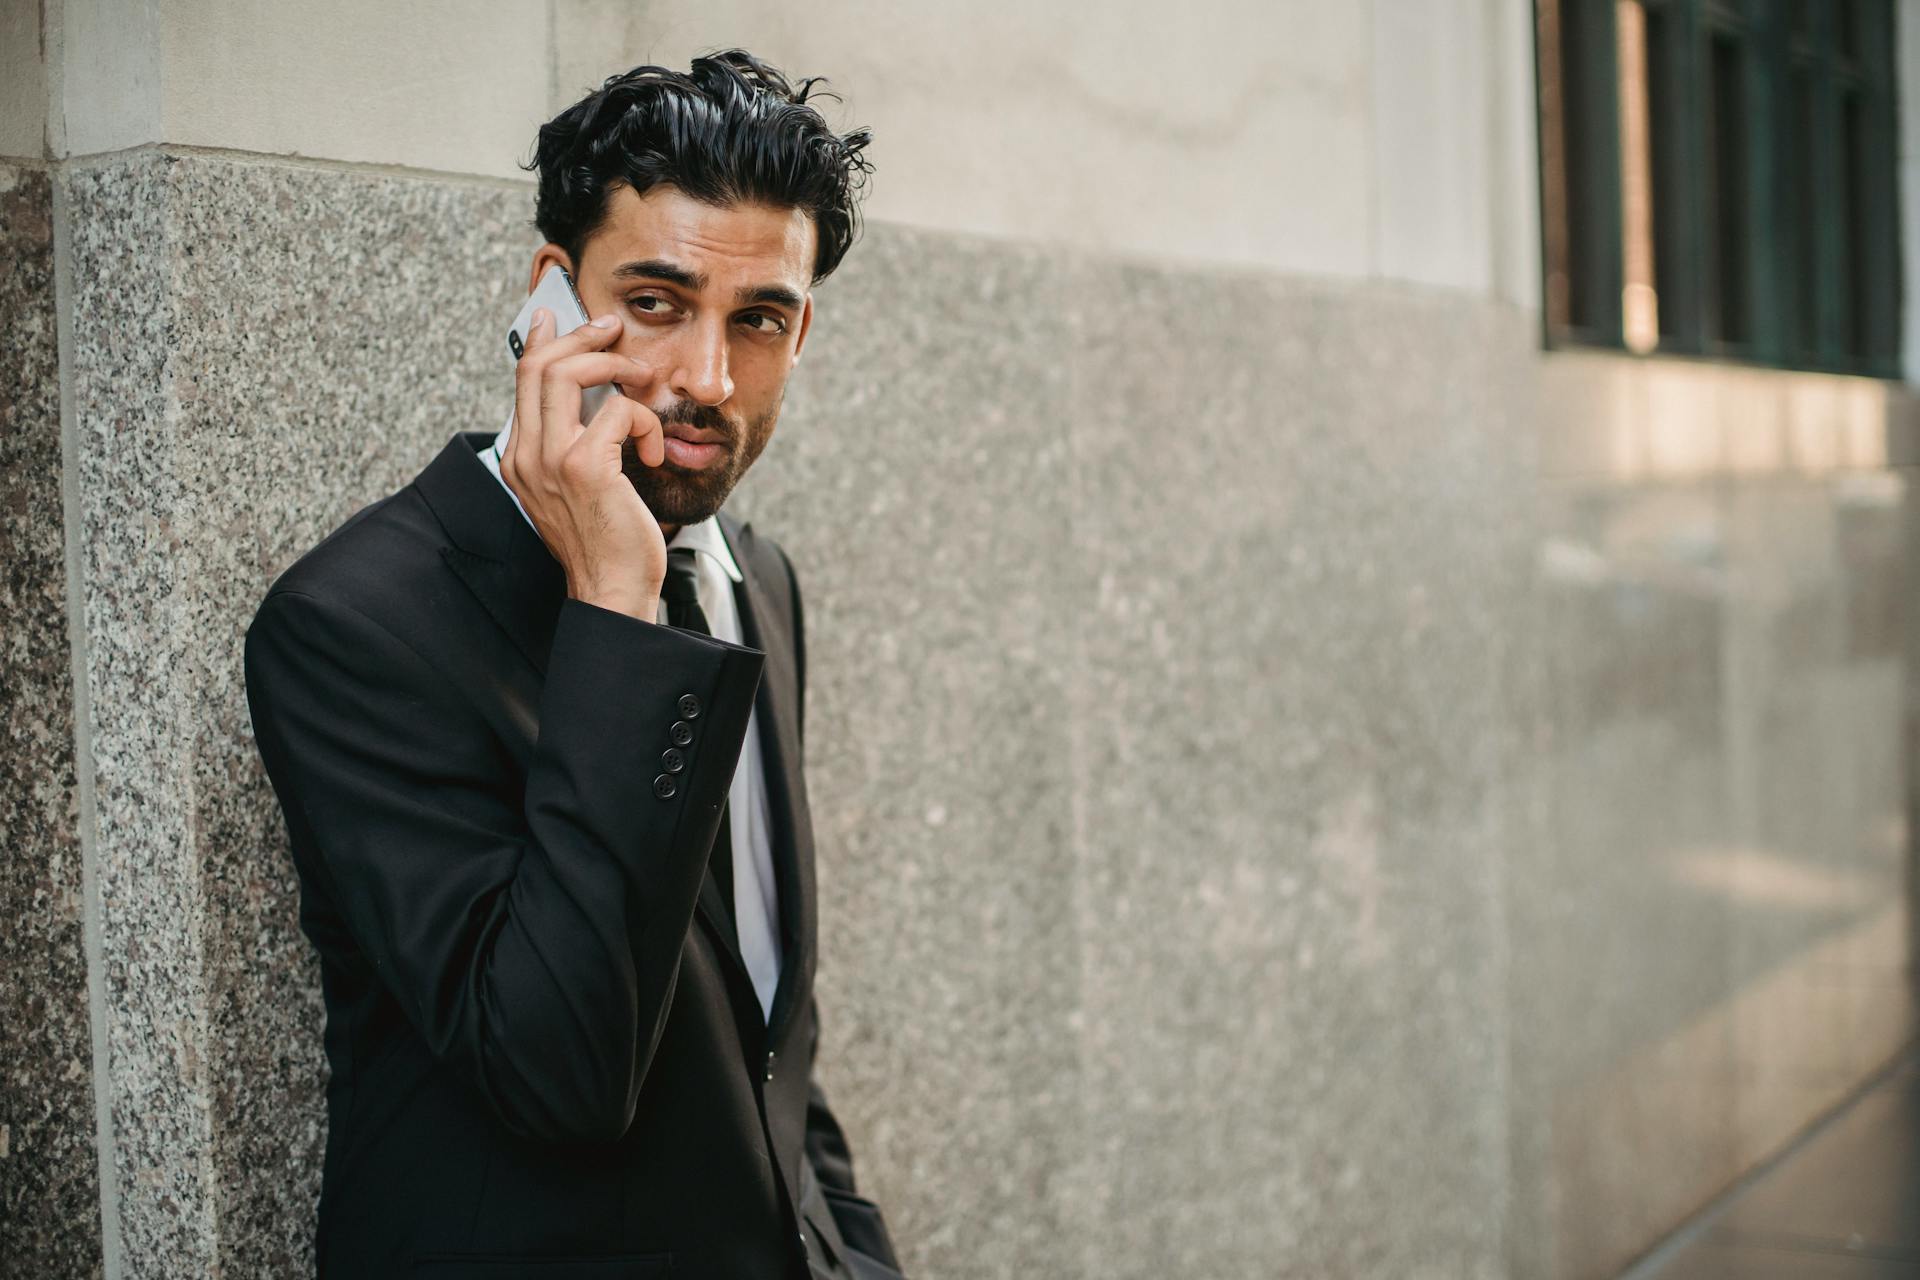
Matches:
[530,597,766,871]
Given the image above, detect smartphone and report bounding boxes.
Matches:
[501,265,614,452]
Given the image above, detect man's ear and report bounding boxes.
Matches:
[789,293,815,366]
[527,244,575,294]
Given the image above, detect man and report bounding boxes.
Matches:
[243,50,902,1279]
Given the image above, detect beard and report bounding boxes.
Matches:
[619,395,776,526]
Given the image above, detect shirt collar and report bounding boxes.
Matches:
[667,513,744,583]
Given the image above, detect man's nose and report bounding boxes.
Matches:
[667,320,734,406]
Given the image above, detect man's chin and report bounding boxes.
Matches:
[623,466,735,526]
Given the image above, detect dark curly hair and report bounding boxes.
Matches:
[523,49,874,283]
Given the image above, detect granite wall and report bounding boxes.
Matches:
[752,237,1531,1276]
[55,150,540,1278]
[8,145,1916,1280]
[0,159,105,1280]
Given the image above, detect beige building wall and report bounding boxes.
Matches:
[27,0,1539,304]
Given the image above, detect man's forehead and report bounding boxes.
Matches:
[587,185,814,286]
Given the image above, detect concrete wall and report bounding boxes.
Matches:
[4,2,1916,1278]
[23,0,1541,301]
[0,0,46,158]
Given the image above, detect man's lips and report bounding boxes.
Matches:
[660,424,729,469]
[662,423,728,445]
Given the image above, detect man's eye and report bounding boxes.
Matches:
[628,295,674,315]
[740,312,787,335]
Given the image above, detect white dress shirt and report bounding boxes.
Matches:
[481,415,784,1022]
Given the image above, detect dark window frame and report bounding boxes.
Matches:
[1534,0,1903,379]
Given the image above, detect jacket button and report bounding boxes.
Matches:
[660,747,685,774]
[677,693,701,719]
[798,1230,807,1250]
[765,1050,776,1081]
[669,720,694,747]
[652,774,677,800]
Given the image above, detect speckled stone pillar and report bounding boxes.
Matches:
[0,159,106,1280]
[56,150,537,1278]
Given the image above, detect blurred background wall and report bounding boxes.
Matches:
[3,2,1917,1277]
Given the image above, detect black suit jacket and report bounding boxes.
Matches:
[243,431,903,1280]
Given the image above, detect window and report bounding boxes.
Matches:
[1535,0,1902,377]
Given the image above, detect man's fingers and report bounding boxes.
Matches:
[507,308,554,483]
[523,309,622,360]
[515,309,620,464]
[540,352,651,402]
[536,352,651,471]
[578,391,665,475]
[631,398,665,469]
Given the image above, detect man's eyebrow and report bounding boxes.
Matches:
[611,259,804,311]
[612,258,706,289]
[737,283,805,311]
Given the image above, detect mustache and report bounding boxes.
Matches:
[653,398,734,442]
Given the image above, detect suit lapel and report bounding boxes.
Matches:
[414,432,567,677]
[720,512,817,1049]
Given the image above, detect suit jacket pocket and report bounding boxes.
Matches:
[410,1252,672,1278]
[798,1164,850,1270]
[819,1187,905,1279]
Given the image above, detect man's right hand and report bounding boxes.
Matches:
[502,307,668,621]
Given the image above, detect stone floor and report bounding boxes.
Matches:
[1624,1052,1920,1279]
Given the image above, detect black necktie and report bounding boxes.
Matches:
[660,550,735,926]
